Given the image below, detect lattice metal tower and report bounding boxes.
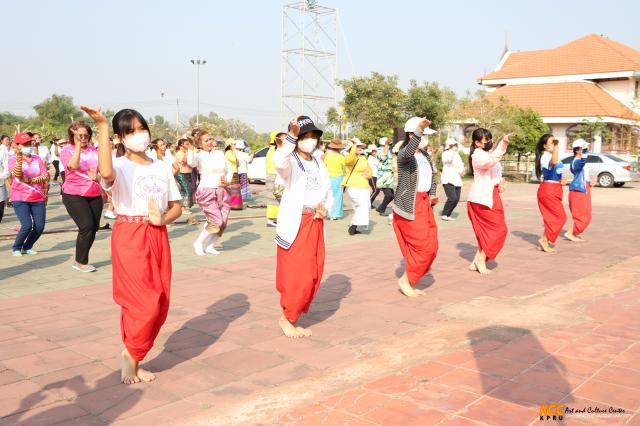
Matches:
[281,1,337,128]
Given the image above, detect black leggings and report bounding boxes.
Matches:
[442,184,462,217]
[52,160,60,181]
[0,200,5,223]
[62,193,103,264]
[376,188,394,213]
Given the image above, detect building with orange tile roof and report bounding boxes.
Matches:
[460,34,640,154]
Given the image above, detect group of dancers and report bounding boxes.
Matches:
[3,106,594,384]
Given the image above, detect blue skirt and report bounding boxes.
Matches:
[329,176,344,219]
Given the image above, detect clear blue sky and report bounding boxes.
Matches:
[1,0,638,132]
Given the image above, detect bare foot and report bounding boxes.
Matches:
[538,237,556,253]
[121,349,140,385]
[564,230,580,242]
[398,274,419,298]
[475,260,492,275]
[468,262,479,271]
[414,288,427,296]
[136,368,156,382]
[279,315,305,338]
[296,326,313,337]
[576,236,585,242]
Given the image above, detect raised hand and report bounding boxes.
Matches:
[80,105,108,125]
[289,116,301,138]
[417,118,432,132]
[503,134,510,145]
[148,197,164,226]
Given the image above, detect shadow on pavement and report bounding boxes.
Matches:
[467,326,574,410]
[225,219,253,233]
[511,230,540,248]
[1,253,71,279]
[220,232,260,251]
[5,372,140,425]
[456,242,476,262]
[298,274,352,327]
[146,293,250,372]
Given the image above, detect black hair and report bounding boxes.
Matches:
[0,135,9,142]
[26,132,34,137]
[112,109,151,137]
[535,134,554,181]
[468,127,489,177]
[115,143,126,158]
[572,147,581,156]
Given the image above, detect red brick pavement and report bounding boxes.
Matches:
[1,200,639,425]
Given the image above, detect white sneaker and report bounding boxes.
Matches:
[104,210,117,219]
[193,242,206,256]
[266,219,277,227]
[448,216,457,221]
[441,215,450,221]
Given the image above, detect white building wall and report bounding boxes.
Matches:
[598,79,635,105]
[549,123,571,153]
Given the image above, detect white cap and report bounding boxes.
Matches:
[351,138,365,147]
[404,117,436,135]
[234,140,246,149]
[379,137,389,146]
[367,144,377,152]
[445,138,458,147]
[571,139,589,149]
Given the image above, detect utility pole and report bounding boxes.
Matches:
[190,59,207,127]
[176,97,180,140]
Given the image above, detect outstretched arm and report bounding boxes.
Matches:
[80,105,113,182]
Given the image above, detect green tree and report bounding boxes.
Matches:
[508,107,549,165]
[405,80,457,131]
[148,115,176,143]
[338,72,406,142]
[573,117,613,144]
[33,94,83,127]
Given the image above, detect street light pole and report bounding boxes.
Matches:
[190,59,207,127]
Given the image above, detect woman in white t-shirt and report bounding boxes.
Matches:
[81,105,182,386]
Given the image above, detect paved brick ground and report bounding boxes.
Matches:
[1,183,639,425]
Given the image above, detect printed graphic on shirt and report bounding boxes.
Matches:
[134,173,167,206]
[306,164,320,191]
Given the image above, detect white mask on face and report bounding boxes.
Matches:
[299,138,317,154]
[124,131,151,152]
[418,140,429,150]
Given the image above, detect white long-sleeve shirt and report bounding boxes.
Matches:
[467,141,508,208]
[273,135,333,249]
[195,149,233,189]
[441,150,464,187]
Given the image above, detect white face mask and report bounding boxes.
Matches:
[124,131,151,152]
[299,138,317,154]
[418,140,429,150]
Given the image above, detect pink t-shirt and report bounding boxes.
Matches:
[9,155,47,202]
[60,145,102,197]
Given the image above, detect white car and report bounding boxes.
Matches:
[248,147,269,183]
[530,153,633,187]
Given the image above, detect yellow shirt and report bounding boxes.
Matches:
[225,150,238,174]
[266,145,276,174]
[342,146,372,188]
[323,151,345,177]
